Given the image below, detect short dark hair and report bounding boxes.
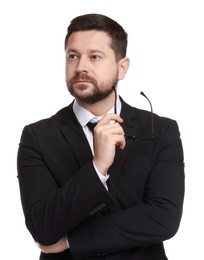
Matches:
[64,13,128,61]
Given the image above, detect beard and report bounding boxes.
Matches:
[66,72,118,104]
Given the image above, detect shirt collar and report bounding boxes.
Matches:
[73,96,122,127]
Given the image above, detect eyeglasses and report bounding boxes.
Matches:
[112,87,154,141]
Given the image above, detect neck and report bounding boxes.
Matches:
[77,92,116,116]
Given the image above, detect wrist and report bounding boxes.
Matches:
[93,159,108,176]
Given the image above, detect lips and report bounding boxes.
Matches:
[76,79,91,82]
[74,78,93,85]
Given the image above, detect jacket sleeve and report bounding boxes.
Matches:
[17,124,115,245]
[67,120,185,259]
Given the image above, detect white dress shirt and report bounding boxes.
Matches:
[72,96,122,189]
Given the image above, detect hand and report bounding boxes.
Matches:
[93,114,126,175]
[36,236,68,254]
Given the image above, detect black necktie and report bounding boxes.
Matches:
[87,121,115,196]
[87,122,97,133]
[87,122,98,151]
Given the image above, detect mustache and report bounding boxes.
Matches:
[69,72,97,85]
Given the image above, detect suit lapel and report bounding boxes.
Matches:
[59,104,93,167]
[58,99,141,182]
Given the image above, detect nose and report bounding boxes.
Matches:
[76,56,89,73]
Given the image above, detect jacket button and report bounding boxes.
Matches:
[96,205,102,211]
[88,210,94,216]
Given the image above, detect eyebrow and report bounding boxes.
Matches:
[66,48,78,53]
[67,48,105,55]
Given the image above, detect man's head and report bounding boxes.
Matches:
[65,13,128,62]
[65,14,130,107]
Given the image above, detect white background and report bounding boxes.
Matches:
[0,0,203,259]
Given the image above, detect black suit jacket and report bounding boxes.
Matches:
[17,98,184,260]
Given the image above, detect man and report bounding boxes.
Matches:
[17,13,185,259]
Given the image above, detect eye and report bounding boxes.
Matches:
[66,53,78,61]
[90,54,102,61]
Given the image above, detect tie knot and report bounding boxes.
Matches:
[87,122,97,132]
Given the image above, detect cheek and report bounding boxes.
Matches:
[100,63,118,79]
[65,64,74,80]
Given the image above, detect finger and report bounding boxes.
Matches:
[115,136,126,150]
[102,131,126,149]
[119,138,126,149]
[94,125,125,142]
[95,122,123,132]
[97,114,123,127]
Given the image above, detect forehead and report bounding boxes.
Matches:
[66,30,112,52]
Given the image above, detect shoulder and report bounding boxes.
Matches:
[19,104,75,141]
[120,96,181,137]
[28,104,74,129]
[121,96,176,125]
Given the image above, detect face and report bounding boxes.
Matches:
[65,30,121,104]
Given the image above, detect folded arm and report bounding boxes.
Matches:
[17,124,114,245]
[18,119,184,258]
[67,120,185,258]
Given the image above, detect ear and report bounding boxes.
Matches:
[118,57,130,80]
